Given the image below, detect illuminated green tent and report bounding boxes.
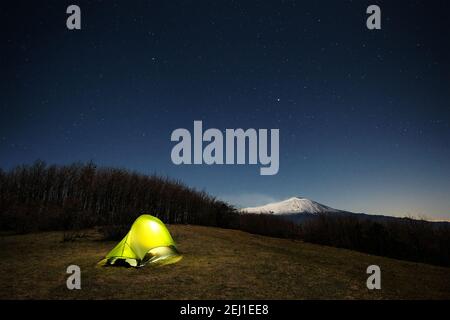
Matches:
[99,214,182,267]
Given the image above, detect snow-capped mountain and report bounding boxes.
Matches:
[241,196,341,215]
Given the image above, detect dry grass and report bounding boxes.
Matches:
[0,225,449,299]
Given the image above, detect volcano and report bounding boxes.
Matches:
[241,196,341,215]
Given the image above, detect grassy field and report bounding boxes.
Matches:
[1,225,449,299]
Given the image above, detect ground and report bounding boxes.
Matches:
[1,225,449,299]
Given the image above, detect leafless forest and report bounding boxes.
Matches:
[0,161,237,234]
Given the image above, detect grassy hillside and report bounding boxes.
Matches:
[1,225,449,299]
[2,162,449,268]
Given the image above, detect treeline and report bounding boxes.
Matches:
[238,213,450,267]
[0,161,237,234]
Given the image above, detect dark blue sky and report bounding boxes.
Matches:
[1,1,450,219]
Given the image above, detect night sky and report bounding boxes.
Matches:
[1,1,449,219]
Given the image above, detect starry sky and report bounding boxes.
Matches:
[1,1,450,219]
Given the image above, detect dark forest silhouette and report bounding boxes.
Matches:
[239,213,450,267]
[0,161,237,234]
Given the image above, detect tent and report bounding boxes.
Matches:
[98,214,182,267]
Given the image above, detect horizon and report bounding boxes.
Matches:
[236,195,450,222]
[1,1,450,220]
[1,160,448,221]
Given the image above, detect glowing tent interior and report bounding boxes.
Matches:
[98,214,182,267]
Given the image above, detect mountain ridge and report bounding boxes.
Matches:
[241,196,341,215]
[240,196,450,226]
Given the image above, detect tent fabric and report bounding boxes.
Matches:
[99,214,182,267]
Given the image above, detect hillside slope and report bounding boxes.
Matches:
[1,225,449,299]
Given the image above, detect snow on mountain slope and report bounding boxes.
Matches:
[241,197,341,215]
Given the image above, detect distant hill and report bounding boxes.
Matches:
[241,196,341,215]
[241,196,450,226]
[239,197,450,267]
